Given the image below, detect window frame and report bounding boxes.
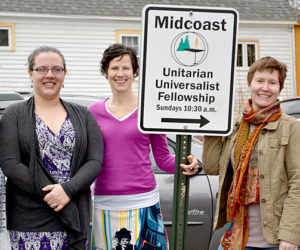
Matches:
[236,40,259,69]
[115,30,141,80]
[115,30,141,57]
[0,23,16,52]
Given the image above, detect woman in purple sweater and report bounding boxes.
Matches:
[89,44,199,250]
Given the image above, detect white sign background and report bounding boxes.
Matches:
[138,5,239,135]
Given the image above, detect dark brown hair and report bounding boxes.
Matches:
[100,43,138,76]
[247,56,287,90]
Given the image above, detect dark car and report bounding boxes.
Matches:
[0,92,24,118]
[0,92,222,250]
[152,135,221,250]
[281,97,300,121]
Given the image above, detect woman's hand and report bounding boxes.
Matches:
[180,155,199,176]
[42,184,70,212]
[279,240,298,250]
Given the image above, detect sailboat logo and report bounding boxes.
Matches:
[171,32,208,67]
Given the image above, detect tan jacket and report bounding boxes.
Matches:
[202,113,300,245]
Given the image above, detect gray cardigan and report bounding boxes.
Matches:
[0,97,103,249]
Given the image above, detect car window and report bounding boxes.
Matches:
[151,137,204,175]
[281,99,300,121]
[0,100,25,120]
[150,141,176,174]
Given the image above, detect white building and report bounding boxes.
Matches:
[0,0,298,112]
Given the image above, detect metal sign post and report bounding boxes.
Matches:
[172,135,192,250]
[138,4,238,250]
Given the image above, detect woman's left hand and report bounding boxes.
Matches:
[279,240,298,250]
[42,184,70,212]
[180,155,199,176]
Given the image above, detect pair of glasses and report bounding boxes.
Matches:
[32,67,65,75]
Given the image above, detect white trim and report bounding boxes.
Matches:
[240,20,297,24]
[240,20,297,27]
[0,26,12,51]
[290,26,297,96]
[0,11,141,21]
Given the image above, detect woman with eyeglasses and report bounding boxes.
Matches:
[88,43,199,250]
[0,46,103,250]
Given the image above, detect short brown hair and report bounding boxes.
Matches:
[100,43,138,76]
[247,56,287,90]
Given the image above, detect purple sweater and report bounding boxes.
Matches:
[89,99,175,195]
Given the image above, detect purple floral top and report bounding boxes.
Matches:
[9,115,77,250]
[35,114,75,184]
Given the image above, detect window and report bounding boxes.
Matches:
[116,30,141,60]
[121,36,139,54]
[0,23,15,51]
[150,139,176,174]
[237,44,243,67]
[236,40,259,69]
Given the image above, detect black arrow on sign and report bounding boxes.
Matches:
[161,115,210,128]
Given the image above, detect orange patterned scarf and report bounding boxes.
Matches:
[221,99,281,250]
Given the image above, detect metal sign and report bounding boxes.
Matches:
[138,4,239,135]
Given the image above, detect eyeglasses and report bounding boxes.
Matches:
[32,67,65,75]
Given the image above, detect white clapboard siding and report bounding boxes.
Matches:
[0,15,296,114]
[233,24,295,113]
[0,16,141,97]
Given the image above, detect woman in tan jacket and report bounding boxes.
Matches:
[203,57,300,250]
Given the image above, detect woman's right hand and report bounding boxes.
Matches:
[180,155,199,175]
[42,184,70,212]
[279,240,298,250]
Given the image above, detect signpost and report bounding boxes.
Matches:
[172,134,192,249]
[138,4,238,249]
[139,4,238,136]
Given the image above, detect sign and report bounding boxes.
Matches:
[138,4,239,135]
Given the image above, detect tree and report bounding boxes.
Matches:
[184,35,190,49]
[177,37,186,51]
[177,35,190,51]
